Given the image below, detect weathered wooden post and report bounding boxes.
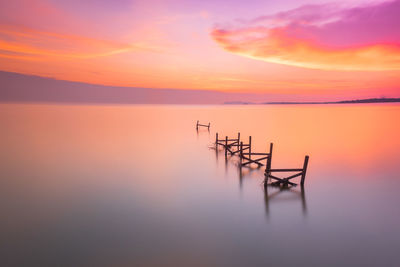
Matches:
[266,142,273,174]
[215,133,218,149]
[300,155,309,185]
[196,120,199,130]
[208,123,210,129]
[239,141,243,166]
[225,136,228,158]
[237,132,240,151]
[248,136,252,161]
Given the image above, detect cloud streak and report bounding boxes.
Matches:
[211,0,400,71]
[0,24,162,61]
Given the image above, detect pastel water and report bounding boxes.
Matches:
[1,103,399,266]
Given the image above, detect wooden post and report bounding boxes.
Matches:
[300,155,309,185]
[248,136,252,161]
[237,132,240,151]
[208,123,210,129]
[215,133,218,149]
[266,142,273,174]
[239,141,243,166]
[225,136,228,157]
[196,120,199,130]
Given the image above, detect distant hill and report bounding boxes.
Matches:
[260,98,400,104]
[335,98,400,104]
[224,98,400,105]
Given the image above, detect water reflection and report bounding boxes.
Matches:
[196,126,210,144]
[214,144,307,219]
[264,184,307,219]
[196,127,210,134]
[2,104,400,266]
[237,165,260,191]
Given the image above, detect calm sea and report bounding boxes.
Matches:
[1,103,399,266]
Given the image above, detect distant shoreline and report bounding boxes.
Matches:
[224,98,400,105]
[1,71,400,105]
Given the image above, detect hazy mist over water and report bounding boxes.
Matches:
[1,103,400,266]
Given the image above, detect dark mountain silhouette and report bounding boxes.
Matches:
[259,98,400,104]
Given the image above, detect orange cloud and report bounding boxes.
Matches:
[211,1,400,71]
[0,24,161,61]
[211,27,400,71]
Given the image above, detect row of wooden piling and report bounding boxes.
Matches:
[215,132,309,186]
[215,133,272,167]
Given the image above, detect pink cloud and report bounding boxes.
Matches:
[0,24,163,61]
[211,0,400,70]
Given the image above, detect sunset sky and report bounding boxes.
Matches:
[1,0,399,100]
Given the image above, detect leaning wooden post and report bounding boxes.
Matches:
[300,155,309,185]
[266,142,273,174]
[196,120,199,130]
[248,136,252,161]
[215,133,218,149]
[225,136,228,158]
[237,132,240,151]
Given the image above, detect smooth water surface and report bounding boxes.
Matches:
[1,104,400,266]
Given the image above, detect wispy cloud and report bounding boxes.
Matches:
[211,0,400,71]
[0,24,163,61]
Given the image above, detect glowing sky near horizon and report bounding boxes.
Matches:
[0,0,399,99]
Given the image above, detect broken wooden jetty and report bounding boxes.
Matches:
[196,120,210,130]
[264,155,309,186]
[215,132,241,157]
[240,141,272,168]
[215,132,273,168]
[198,122,310,186]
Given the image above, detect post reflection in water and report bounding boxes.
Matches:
[214,144,307,220]
[237,165,262,191]
[264,183,307,219]
[196,126,210,142]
